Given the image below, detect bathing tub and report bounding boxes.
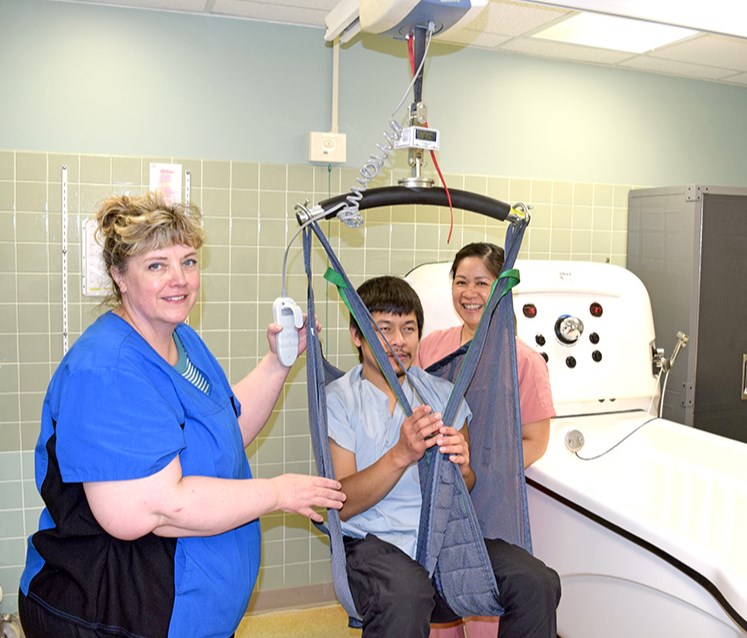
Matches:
[406,259,747,637]
[526,411,747,637]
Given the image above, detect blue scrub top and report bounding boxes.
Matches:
[21,312,260,638]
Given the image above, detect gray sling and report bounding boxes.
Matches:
[301,187,530,626]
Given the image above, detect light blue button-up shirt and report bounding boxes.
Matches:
[327,364,471,559]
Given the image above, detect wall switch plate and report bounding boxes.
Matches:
[308,131,347,164]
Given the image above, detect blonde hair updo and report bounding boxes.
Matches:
[94,192,205,306]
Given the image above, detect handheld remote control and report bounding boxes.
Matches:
[272,297,304,367]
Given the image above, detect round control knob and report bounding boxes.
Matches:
[589,332,600,344]
[592,350,603,362]
[566,356,577,368]
[540,352,549,363]
[535,334,546,346]
[555,315,584,345]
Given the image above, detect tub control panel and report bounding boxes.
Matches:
[524,302,606,367]
[407,259,659,416]
[525,308,602,366]
[512,261,658,415]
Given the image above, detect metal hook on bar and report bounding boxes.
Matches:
[508,201,532,225]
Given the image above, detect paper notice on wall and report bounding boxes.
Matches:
[149,163,182,204]
[82,218,110,297]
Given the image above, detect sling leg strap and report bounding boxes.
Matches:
[303,229,362,628]
[417,218,530,617]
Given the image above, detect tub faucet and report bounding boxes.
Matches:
[653,330,689,374]
[653,331,689,417]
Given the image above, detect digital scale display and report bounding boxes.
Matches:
[415,128,437,142]
[395,126,440,151]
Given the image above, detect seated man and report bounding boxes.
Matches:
[327,276,561,638]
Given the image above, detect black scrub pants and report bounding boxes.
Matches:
[19,591,237,638]
[343,535,561,638]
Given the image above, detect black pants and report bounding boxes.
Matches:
[19,591,237,638]
[343,535,560,638]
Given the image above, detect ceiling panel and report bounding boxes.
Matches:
[211,0,330,26]
[618,53,739,82]
[500,37,635,65]
[67,0,210,11]
[461,0,568,38]
[439,29,513,50]
[45,0,747,87]
[725,72,747,86]
[648,34,747,73]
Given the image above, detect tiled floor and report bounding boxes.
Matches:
[236,604,360,638]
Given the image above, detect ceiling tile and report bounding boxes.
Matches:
[39,0,747,88]
[722,72,747,86]
[211,0,328,26]
[439,28,512,49]
[61,0,209,11]
[464,0,570,37]
[500,37,634,65]
[619,55,737,81]
[649,34,747,72]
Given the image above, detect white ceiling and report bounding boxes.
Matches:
[49,0,747,87]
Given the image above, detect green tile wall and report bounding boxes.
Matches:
[0,148,631,614]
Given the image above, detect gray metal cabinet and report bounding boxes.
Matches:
[627,185,747,442]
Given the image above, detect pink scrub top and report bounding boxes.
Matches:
[416,325,556,425]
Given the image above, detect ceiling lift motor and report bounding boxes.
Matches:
[322,0,489,211]
[325,0,489,44]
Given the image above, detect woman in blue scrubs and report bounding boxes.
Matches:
[18,192,345,638]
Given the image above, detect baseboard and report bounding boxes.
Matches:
[245,583,339,615]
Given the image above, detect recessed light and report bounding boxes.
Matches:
[522,0,747,39]
[533,12,697,53]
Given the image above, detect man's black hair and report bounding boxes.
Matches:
[350,276,424,362]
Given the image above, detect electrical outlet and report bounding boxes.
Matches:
[308,131,347,164]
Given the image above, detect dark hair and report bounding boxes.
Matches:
[350,276,424,362]
[449,242,505,280]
